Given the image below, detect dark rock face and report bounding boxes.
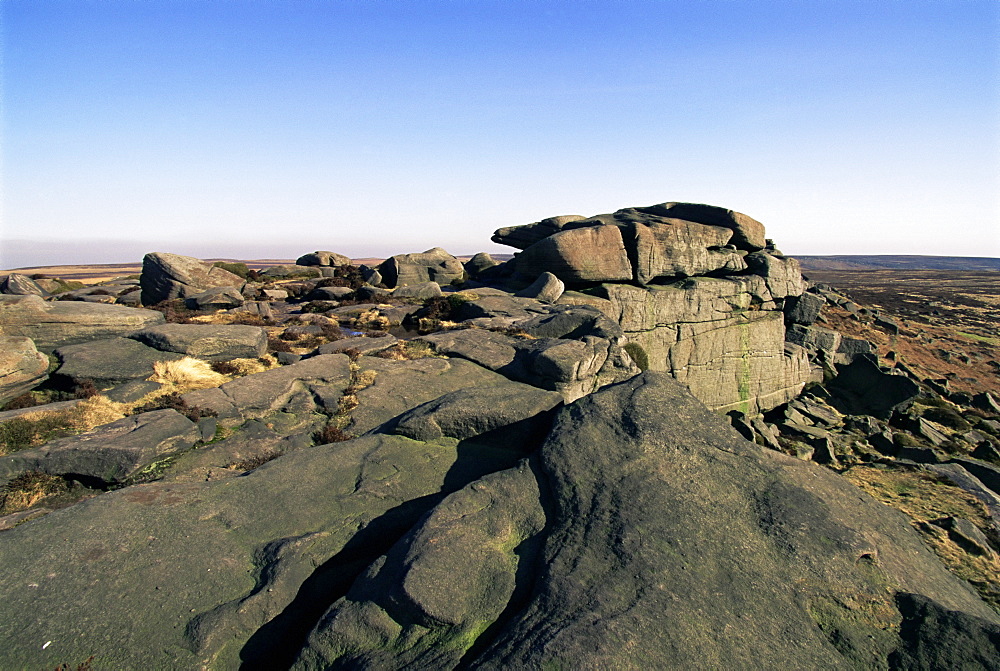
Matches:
[0,294,166,352]
[140,252,245,305]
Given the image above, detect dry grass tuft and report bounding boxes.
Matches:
[373,340,436,360]
[0,471,69,514]
[148,357,229,393]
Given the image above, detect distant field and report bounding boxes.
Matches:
[796,255,1000,271]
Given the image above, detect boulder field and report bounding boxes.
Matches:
[1,201,999,669]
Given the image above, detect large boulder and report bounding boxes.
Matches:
[491,215,586,250]
[514,224,633,283]
[0,273,49,296]
[377,248,465,288]
[296,251,352,267]
[0,336,49,404]
[295,373,1000,669]
[130,324,268,361]
[631,217,746,283]
[0,294,165,353]
[140,252,245,306]
[53,337,184,388]
[0,409,199,488]
[634,201,768,250]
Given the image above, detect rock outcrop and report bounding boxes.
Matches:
[490,202,813,414]
[1,198,998,670]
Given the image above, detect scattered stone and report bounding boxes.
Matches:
[392,281,443,300]
[185,286,245,310]
[783,292,825,325]
[510,271,563,304]
[0,273,49,296]
[463,252,498,277]
[827,357,920,419]
[932,516,996,557]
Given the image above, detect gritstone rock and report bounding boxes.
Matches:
[140,252,245,306]
[0,336,49,404]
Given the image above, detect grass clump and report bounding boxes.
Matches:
[0,471,69,515]
[373,340,436,360]
[0,396,129,456]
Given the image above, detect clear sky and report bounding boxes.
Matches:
[2,0,999,268]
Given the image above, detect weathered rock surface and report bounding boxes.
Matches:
[0,335,49,404]
[634,201,768,250]
[0,432,520,669]
[181,354,352,421]
[0,272,49,296]
[295,373,1000,669]
[417,327,637,402]
[0,294,165,352]
[0,409,199,488]
[575,278,814,414]
[140,252,245,305]
[53,337,184,388]
[377,248,464,288]
[378,384,562,444]
[131,323,268,361]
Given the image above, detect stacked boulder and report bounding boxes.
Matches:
[489,202,814,415]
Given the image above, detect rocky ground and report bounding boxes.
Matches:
[0,203,998,669]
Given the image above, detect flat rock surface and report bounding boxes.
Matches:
[131,323,268,361]
[0,294,165,352]
[54,336,184,387]
[0,433,519,669]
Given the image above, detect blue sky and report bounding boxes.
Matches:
[2,0,998,268]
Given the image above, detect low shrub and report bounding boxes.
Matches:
[623,343,649,371]
[212,261,251,280]
[73,379,100,399]
[132,393,217,422]
[922,406,972,432]
[313,424,352,444]
[1,393,42,411]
